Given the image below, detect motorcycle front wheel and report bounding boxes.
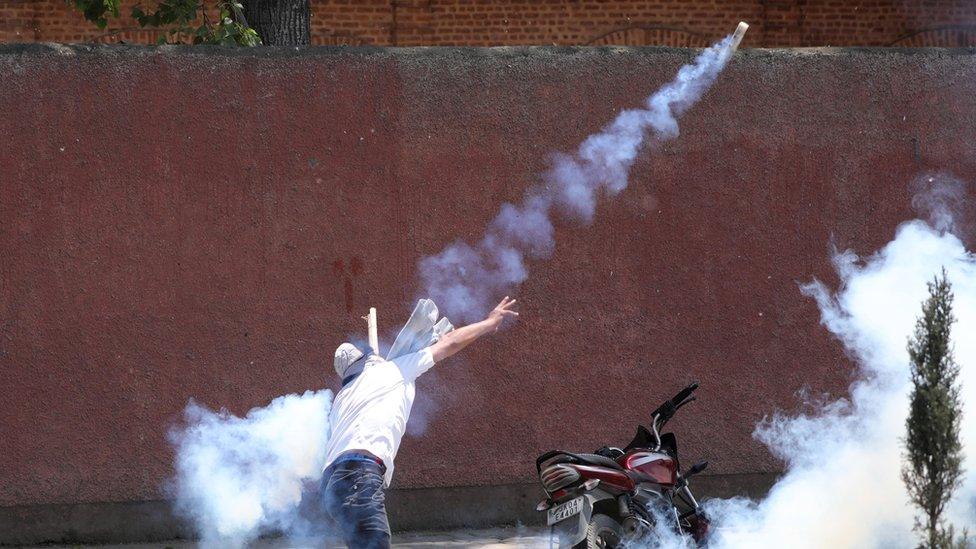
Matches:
[578,513,624,549]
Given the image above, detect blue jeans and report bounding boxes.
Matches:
[320,458,391,549]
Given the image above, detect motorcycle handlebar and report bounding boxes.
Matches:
[671,382,699,405]
[651,382,700,422]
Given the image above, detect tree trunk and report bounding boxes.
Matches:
[242,0,310,46]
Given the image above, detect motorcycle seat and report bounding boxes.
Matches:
[541,451,625,470]
[575,453,625,470]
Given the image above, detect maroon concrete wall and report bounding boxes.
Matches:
[2,44,976,539]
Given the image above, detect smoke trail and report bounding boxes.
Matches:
[419,34,738,323]
[703,175,975,548]
[168,389,333,547]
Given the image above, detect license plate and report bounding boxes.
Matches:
[547,496,583,525]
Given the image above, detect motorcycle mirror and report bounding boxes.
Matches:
[686,460,708,478]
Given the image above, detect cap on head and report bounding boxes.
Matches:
[334,342,365,378]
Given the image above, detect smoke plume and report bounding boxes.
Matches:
[702,175,976,548]
[419,33,739,323]
[168,389,333,547]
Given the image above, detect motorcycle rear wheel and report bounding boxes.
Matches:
[577,513,624,549]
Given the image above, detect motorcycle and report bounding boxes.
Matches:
[535,382,710,548]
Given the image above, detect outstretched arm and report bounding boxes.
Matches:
[428,296,518,363]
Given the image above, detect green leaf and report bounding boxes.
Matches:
[71,0,121,25]
[74,0,261,47]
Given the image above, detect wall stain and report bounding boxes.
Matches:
[332,256,364,312]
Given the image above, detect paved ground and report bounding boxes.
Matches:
[25,527,552,548]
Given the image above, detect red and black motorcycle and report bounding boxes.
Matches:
[535,382,710,548]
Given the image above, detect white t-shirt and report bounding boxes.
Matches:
[322,348,436,487]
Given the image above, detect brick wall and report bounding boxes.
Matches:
[4,0,976,47]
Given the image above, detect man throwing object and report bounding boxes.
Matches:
[320,296,519,548]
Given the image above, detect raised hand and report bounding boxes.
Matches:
[486,296,519,331]
[429,296,520,363]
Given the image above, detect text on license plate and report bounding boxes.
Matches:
[547,496,583,525]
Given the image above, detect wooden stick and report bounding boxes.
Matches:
[366,307,379,354]
[730,21,749,52]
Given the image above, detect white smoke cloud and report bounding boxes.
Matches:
[420,34,738,323]
[703,175,976,549]
[168,389,333,547]
[911,173,969,234]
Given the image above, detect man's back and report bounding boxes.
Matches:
[323,349,435,486]
[318,297,517,548]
